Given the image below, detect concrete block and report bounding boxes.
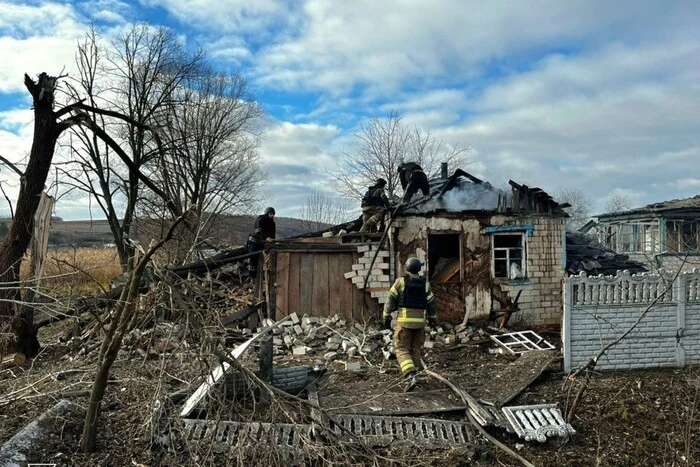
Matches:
[289,312,300,324]
[325,342,340,351]
[345,360,361,371]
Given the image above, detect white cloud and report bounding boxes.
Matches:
[258,120,345,215]
[252,1,700,94]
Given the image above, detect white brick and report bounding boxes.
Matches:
[345,360,361,371]
[344,271,357,279]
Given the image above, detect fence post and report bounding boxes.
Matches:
[562,276,573,372]
[675,274,686,367]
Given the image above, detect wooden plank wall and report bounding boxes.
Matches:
[272,250,370,320]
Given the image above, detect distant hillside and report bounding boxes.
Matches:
[48,215,332,248]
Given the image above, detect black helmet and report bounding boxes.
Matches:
[375,178,387,187]
[405,257,422,274]
[264,207,276,215]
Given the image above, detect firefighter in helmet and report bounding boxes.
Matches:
[397,162,430,203]
[382,257,437,392]
[359,178,390,233]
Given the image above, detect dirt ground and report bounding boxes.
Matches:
[1,319,698,467]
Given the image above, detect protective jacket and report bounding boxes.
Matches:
[249,214,276,243]
[361,184,389,208]
[383,274,436,329]
[398,162,425,190]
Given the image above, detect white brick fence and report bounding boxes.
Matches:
[563,270,700,372]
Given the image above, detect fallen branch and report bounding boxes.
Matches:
[424,367,536,467]
[0,352,26,370]
[213,347,381,462]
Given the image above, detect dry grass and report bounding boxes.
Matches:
[21,247,122,296]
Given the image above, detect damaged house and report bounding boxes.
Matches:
[266,165,571,327]
[592,194,700,273]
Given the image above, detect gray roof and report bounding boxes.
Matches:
[598,194,700,219]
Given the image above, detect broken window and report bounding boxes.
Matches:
[632,222,660,253]
[428,233,461,282]
[604,225,617,251]
[619,224,633,252]
[666,220,700,252]
[492,233,525,280]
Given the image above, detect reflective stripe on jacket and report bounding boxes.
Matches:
[383,275,436,329]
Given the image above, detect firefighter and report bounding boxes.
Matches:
[247,207,276,276]
[382,257,437,392]
[397,162,430,203]
[359,178,390,233]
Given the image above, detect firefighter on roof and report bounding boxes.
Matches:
[397,162,430,203]
[359,178,390,233]
[382,257,437,392]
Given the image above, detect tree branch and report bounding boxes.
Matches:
[0,155,23,177]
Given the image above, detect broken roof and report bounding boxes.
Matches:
[565,232,647,276]
[400,169,569,216]
[598,194,700,219]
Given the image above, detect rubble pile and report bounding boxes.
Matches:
[225,312,484,367]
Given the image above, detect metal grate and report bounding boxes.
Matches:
[490,330,555,355]
[501,404,576,442]
[182,414,472,448]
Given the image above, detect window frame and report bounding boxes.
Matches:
[491,232,527,281]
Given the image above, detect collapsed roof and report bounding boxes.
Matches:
[399,169,569,216]
[565,232,647,276]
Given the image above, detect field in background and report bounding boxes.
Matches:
[21,247,122,296]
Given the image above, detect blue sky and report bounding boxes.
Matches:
[1,0,699,220]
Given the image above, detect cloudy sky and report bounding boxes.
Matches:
[1,0,699,220]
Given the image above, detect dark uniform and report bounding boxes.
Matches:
[398,162,430,203]
[359,179,390,233]
[247,207,276,275]
[383,259,436,390]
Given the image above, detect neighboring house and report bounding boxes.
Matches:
[594,194,700,272]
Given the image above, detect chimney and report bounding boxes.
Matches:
[440,162,448,179]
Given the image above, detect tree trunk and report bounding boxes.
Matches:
[13,193,54,357]
[0,73,62,357]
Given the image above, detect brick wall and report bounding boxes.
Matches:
[503,216,567,327]
[393,214,567,326]
[563,270,700,371]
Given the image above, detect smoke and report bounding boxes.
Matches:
[419,180,508,212]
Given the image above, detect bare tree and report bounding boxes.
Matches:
[81,211,188,452]
[332,111,470,201]
[0,72,176,356]
[63,25,204,269]
[298,190,353,232]
[605,192,632,213]
[556,187,593,230]
[144,68,266,262]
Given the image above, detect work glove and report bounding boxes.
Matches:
[427,316,437,329]
[383,317,392,330]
